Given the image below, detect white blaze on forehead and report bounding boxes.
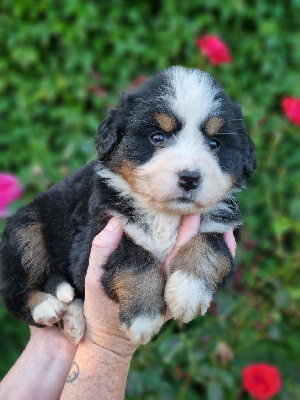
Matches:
[165,67,221,128]
[160,67,223,168]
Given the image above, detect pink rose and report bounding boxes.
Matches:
[0,173,22,217]
[197,35,232,66]
[282,97,300,126]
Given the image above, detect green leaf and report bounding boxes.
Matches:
[207,381,223,400]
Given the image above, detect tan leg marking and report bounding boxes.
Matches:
[112,268,164,309]
[16,222,51,285]
[28,291,49,309]
[165,234,231,322]
[169,234,231,287]
[112,268,165,344]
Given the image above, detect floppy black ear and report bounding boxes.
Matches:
[242,132,256,178]
[231,101,256,179]
[95,108,119,160]
[95,92,129,160]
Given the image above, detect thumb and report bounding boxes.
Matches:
[163,214,201,273]
[86,218,124,283]
[223,228,236,257]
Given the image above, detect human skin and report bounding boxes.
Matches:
[0,325,76,400]
[0,216,236,400]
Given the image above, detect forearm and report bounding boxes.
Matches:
[61,339,132,400]
[0,327,77,400]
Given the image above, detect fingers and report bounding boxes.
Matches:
[86,218,124,285]
[223,229,236,257]
[163,214,201,273]
[173,214,201,249]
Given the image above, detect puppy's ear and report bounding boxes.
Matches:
[95,92,129,160]
[95,108,119,159]
[231,102,256,179]
[241,131,256,178]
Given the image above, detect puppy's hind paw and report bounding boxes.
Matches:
[31,293,68,326]
[59,298,85,345]
[56,282,75,304]
[120,314,165,345]
[165,271,213,323]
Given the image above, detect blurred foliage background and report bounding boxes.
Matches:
[0,0,299,398]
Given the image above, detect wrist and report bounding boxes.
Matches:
[0,326,77,400]
[29,326,78,360]
[61,334,132,400]
[83,328,137,360]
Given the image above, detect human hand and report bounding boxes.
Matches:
[82,215,236,356]
[83,217,137,357]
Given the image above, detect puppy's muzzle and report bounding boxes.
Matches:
[178,170,201,192]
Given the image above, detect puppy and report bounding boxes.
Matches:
[0,67,256,344]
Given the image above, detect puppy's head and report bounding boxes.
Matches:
[96,66,256,214]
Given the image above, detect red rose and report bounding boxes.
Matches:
[282,97,300,126]
[242,363,282,400]
[197,35,232,66]
[0,173,22,218]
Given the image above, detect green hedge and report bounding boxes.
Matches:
[0,1,299,398]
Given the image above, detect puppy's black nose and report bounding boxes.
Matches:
[178,170,201,192]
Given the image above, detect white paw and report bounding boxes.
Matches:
[56,282,75,304]
[121,314,165,345]
[61,298,85,345]
[165,271,213,323]
[32,293,67,326]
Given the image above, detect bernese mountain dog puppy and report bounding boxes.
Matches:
[0,66,256,344]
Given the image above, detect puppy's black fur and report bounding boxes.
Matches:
[0,67,256,344]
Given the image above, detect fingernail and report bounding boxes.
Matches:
[106,217,121,232]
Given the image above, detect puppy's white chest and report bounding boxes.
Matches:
[124,214,181,262]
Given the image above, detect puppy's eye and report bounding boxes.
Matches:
[208,138,221,151]
[151,133,166,145]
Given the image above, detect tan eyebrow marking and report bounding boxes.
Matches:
[155,113,177,132]
[205,117,224,136]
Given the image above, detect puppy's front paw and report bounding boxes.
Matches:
[165,271,213,323]
[59,298,85,345]
[31,293,68,326]
[120,313,165,345]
